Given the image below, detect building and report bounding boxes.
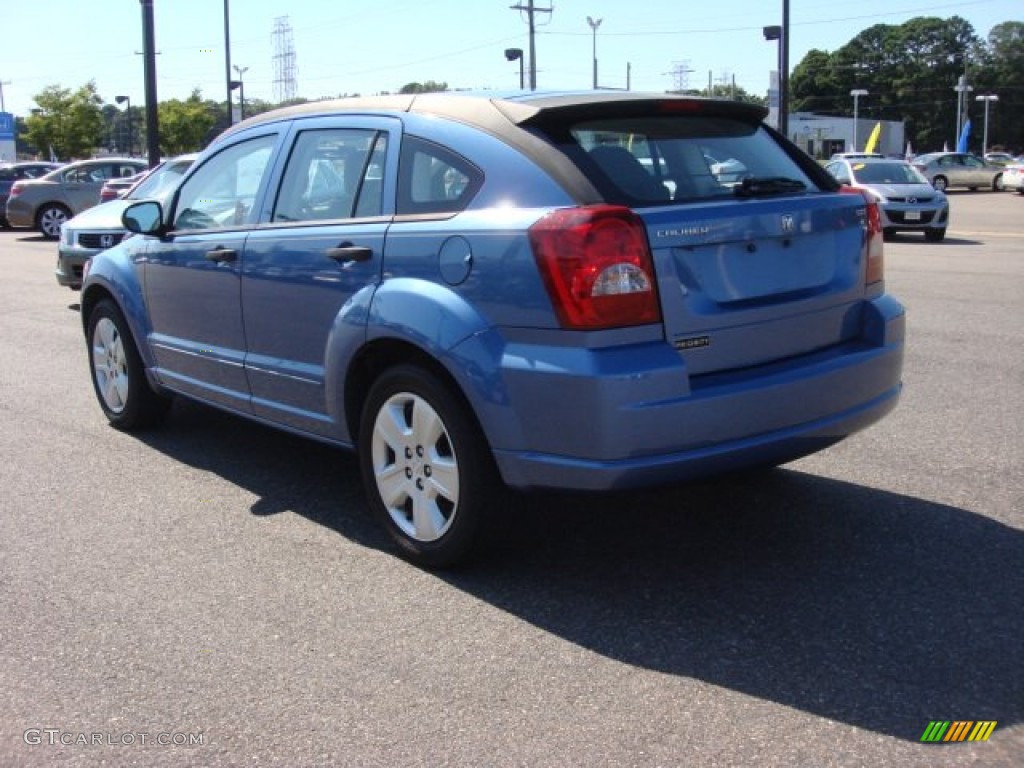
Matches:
[786,113,906,160]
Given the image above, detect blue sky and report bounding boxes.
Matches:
[0,0,1017,116]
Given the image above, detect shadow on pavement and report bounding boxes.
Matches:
[135,398,1023,743]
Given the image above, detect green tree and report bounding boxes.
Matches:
[978,22,1024,150]
[24,82,105,160]
[788,16,994,153]
[157,89,217,155]
[399,81,448,94]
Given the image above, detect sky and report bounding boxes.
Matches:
[0,0,1018,117]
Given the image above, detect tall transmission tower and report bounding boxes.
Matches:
[665,61,694,92]
[272,16,298,103]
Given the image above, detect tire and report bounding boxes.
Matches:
[924,228,946,242]
[932,176,948,192]
[358,364,497,568]
[992,174,1003,191]
[36,203,70,239]
[87,299,171,429]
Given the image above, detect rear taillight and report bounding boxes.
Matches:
[840,186,884,285]
[529,205,661,330]
[9,181,25,199]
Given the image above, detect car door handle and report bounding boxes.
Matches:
[205,247,237,263]
[326,244,373,263]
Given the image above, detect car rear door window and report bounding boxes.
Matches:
[397,136,482,215]
[272,129,387,222]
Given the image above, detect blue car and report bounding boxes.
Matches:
[81,92,905,566]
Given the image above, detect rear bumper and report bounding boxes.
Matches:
[489,294,905,491]
[4,198,34,228]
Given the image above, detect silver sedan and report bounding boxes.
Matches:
[911,152,1004,192]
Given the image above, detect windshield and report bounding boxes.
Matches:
[851,162,929,185]
[128,158,193,203]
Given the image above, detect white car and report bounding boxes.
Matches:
[1001,163,1024,194]
[56,154,197,288]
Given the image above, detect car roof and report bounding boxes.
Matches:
[216,91,769,146]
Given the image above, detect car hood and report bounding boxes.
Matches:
[862,182,939,199]
[64,199,135,230]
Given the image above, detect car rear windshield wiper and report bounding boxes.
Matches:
[733,176,807,197]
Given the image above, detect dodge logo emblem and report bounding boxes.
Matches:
[780,214,795,233]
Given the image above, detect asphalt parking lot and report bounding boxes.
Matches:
[1,190,1021,767]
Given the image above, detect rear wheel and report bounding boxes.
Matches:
[932,176,948,192]
[924,228,946,242]
[992,174,1004,191]
[88,299,171,429]
[36,203,70,239]
[358,365,496,568]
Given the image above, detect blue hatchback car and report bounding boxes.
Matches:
[81,92,905,566]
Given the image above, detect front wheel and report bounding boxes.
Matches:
[358,365,497,568]
[37,204,70,239]
[932,176,948,192]
[88,299,171,429]
[992,174,1004,191]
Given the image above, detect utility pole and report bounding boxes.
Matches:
[0,80,10,113]
[510,1,552,90]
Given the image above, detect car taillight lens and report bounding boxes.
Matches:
[529,205,661,330]
[9,181,24,198]
[840,186,884,285]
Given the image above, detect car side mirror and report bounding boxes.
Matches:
[122,200,164,235]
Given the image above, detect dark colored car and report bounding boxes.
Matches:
[81,92,905,566]
[0,161,63,227]
[5,157,147,238]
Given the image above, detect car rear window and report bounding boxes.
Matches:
[534,115,821,206]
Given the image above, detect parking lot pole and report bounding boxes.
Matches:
[140,0,160,168]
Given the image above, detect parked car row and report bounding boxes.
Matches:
[79,91,906,566]
[5,157,147,238]
[0,161,63,227]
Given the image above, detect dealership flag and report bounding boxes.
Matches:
[864,122,882,154]
[956,119,971,153]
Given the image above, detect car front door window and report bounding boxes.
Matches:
[174,136,275,231]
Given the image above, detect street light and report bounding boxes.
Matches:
[504,48,524,89]
[115,96,132,156]
[233,65,248,120]
[850,89,868,151]
[763,25,783,132]
[586,16,603,90]
[975,94,998,155]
